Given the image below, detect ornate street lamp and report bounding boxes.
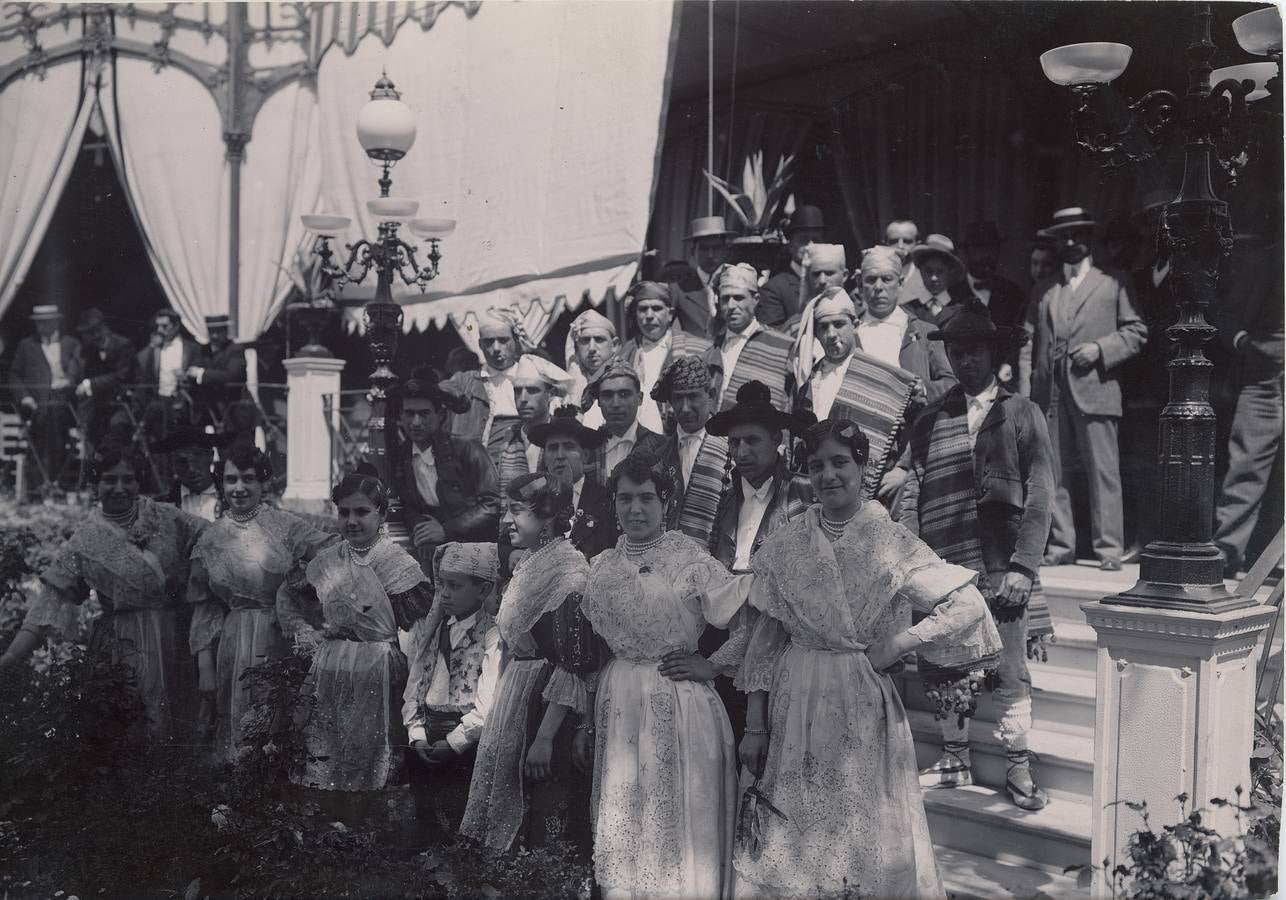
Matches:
[1041,4,1282,612]
[300,72,456,496]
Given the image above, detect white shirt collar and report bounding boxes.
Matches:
[860,305,908,328]
[449,611,479,630]
[725,318,762,344]
[413,442,436,461]
[182,483,217,498]
[42,330,61,345]
[640,329,672,350]
[966,380,1000,405]
[1064,256,1092,282]
[679,425,705,442]
[740,475,775,502]
[483,362,514,380]
[608,421,639,446]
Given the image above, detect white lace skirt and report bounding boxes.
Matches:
[214,606,287,763]
[591,657,736,900]
[297,639,407,792]
[732,644,944,899]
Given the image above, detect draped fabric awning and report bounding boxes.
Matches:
[308,0,482,66]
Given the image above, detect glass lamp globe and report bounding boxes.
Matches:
[1211,62,1278,102]
[1233,7,1283,57]
[356,73,417,162]
[1040,43,1133,86]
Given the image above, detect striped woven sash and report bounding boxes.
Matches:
[719,329,793,412]
[817,350,917,499]
[675,434,729,548]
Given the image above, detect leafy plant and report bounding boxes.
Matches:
[704,150,797,235]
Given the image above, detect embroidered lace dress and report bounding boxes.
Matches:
[580,531,745,900]
[459,537,599,852]
[187,506,337,762]
[278,538,432,792]
[729,502,1001,899]
[22,497,206,738]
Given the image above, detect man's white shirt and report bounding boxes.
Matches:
[733,475,775,571]
[412,444,440,506]
[719,319,763,401]
[965,381,1000,451]
[810,352,854,420]
[605,421,639,476]
[412,612,502,753]
[856,305,908,369]
[158,338,184,397]
[677,426,705,487]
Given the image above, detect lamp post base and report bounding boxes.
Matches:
[1110,541,1255,613]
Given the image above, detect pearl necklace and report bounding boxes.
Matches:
[346,535,383,567]
[101,502,140,528]
[229,503,262,524]
[820,510,857,539]
[624,533,666,556]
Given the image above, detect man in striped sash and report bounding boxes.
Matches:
[898,310,1056,811]
[704,263,793,412]
[646,354,729,550]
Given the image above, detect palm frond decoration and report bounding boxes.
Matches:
[703,150,799,235]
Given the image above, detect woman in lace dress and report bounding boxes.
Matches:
[460,473,600,853]
[276,472,433,793]
[0,443,206,739]
[187,446,337,762]
[578,452,746,900]
[731,420,1002,898]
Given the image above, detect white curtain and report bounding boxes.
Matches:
[0,64,95,318]
[97,56,227,342]
[317,0,677,331]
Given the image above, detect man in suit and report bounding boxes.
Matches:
[186,313,246,411]
[529,407,616,560]
[961,221,1029,386]
[648,354,728,549]
[391,372,501,577]
[619,281,712,432]
[658,259,713,339]
[900,310,1055,810]
[705,263,793,412]
[1214,235,1284,576]
[673,215,736,339]
[1018,207,1148,571]
[8,305,81,495]
[1028,232,1059,287]
[757,205,826,328]
[581,358,667,485]
[74,308,135,451]
[152,426,233,522]
[904,234,983,329]
[885,218,925,306]
[136,309,202,475]
[441,308,527,465]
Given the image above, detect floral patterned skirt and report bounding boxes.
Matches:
[591,657,736,899]
[732,644,944,899]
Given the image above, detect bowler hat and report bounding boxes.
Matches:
[1046,207,1097,232]
[962,221,1006,247]
[29,305,62,321]
[929,309,1022,346]
[909,234,966,278]
[526,407,606,450]
[706,380,805,437]
[683,216,735,242]
[782,205,825,237]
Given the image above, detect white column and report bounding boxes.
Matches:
[1084,600,1275,895]
[281,356,346,515]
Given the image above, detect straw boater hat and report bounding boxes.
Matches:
[928,309,1025,347]
[1046,207,1097,232]
[683,215,735,242]
[526,406,606,450]
[908,234,966,279]
[706,380,804,437]
[29,305,61,321]
[204,314,231,329]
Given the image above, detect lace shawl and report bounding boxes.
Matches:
[26,498,205,636]
[300,539,428,642]
[737,503,1001,690]
[494,538,589,645]
[581,531,741,662]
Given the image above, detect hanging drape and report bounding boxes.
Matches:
[97,55,227,342]
[0,63,94,318]
[648,105,816,271]
[316,0,678,332]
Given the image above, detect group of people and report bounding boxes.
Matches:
[0,195,1277,897]
[6,305,248,496]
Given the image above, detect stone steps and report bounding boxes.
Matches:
[937,845,1084,899]
[900,662,1097,738]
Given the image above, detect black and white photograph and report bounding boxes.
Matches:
[0,1,1282,897]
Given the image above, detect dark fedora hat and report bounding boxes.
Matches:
[962,221,1006,247]
[706,380,805,437]
[77,308,107,332]
[527,406,607,450]
[151,426,234,454]
[929,309,1023,346]
[401,368,470,414]
[1046,207,1097,232]
[782,205,826,237]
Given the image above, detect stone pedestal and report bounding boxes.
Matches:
[281,356,346,515]
[1084,600,1275,894]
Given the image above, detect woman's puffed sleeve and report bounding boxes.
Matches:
[904,572,1003,671]
[388,582,435,632]
[22,579,82,638]
[186,556,225,654]
[275,579,319,641]
[701,571,753,629]
[733,577,789,692]
[286,515,340,564]
[542,592,604,715]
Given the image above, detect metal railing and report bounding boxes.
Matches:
[321,389,375,484]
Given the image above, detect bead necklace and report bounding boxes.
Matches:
[346,535,383,567]
[820,510,857,539]
[624,533,666,556]
[229,503,263,525]
[101,502,140,529]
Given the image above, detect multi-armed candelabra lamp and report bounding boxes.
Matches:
[300,73,455,495]
[1039,5,1282,612]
